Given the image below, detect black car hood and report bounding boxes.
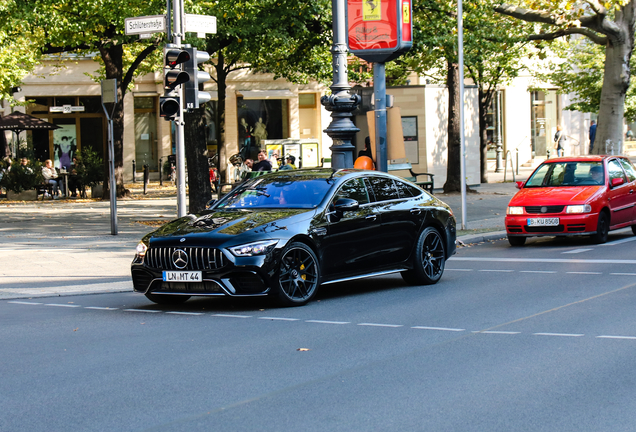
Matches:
[149,208,314,241]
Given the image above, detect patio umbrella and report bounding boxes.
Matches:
[0,111,60,158]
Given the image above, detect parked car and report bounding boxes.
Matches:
[506,155,636,246]
[131,169,457,306]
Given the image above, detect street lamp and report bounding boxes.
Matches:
[321,0,360,169]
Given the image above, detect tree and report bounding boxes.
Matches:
[495,1,636,154]
[4,0,166,197]
[181,0,333,210]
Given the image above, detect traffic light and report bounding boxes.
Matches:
[163,47,190,90]
[159,96,180,121]
[183,47,211,110]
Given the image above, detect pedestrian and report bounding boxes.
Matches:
[251,149,272,172]
[358,136,373,159]
[554,125,566,157]
[42,159,62,198]
[589,120,597,153]
[279,155,297,170]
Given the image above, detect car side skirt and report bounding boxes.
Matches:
[321,269,408,286]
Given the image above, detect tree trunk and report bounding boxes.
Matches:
[444,62,462,193]
[0,125,9,159]
[478,86,489,183]
[100,44,129,198]
[184,108,212,214]
[593,5,636,154]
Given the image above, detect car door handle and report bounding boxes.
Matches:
[410,209,421,215]
[365,215,377,221]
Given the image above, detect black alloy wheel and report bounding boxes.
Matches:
[275,242,320,306]
[591,211,609,244]
[145,293,191,305]
[508,235,527,246]
[402,227,445,285]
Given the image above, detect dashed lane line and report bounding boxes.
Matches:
[212,314,252,319]
[358,323,403,328]
[597,335,636,340]
[567,271,603,275]
[479,269,515,273]
[84,306,118,310]
[45,303,81,308]
[123,309,161,313]
[305,320,350,325]
[562,249,593,254]
[412,326,465,332]
[475,331,521,335]
[520,270,557,274]
[533,332,585,337]
[8,301,42,305]
[259,317,300,321]
[166,311,204,316]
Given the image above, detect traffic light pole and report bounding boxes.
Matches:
[172,0,187,218]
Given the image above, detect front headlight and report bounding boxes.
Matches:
[566,204,592,214]
[135,241,148,257]
[229,240,279,257]
[507,206,524,215]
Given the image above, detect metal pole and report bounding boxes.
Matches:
[173,0,187,217]
[132,159,136,182]
[320,0,359,169]
[374,63,388,173]
[458,0,467,230]
[108,117,118,235]
[159,157,163,186]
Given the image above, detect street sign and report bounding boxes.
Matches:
[101,79,118,104]
[185,14,217,36]
[125,15,166,36]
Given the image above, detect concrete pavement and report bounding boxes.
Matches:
[0,165,532,300]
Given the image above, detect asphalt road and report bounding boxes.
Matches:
[2,230,636,431]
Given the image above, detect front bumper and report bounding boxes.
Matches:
[505,213,598,237]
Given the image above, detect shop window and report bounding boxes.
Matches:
[237,98,289,159]
[79,96,103,114]
[299,94,316,108]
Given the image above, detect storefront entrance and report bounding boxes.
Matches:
[531,90,559,157]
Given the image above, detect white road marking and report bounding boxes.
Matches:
[45,303,81,308]
[305,320,350,325]
[358,323,403,328]
[412,326,465,332]
[533,332,584,337]
[7,301,42,305]
[479,269,514,273]
[450,257,636,264]
[476,331,521,335]
[123,309,161,313]
[259,317,299,321]
[84,307,118,310]
[567,272,602,275]
[562,249,593,254]
[166,311,204,316]
[211,314,252,318]
[610,273,636,276]
[596,335,636,340]
[520,270,557,274]
[445,268,473,271]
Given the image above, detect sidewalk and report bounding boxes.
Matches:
[0,166,529,300]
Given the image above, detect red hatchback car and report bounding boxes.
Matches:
[506,155,636,246]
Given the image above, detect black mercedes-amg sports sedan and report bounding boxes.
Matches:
[131,169,456,306]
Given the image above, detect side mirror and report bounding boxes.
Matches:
[515,181,525,190]
[205,199,217,209]
[333,198,359,213]
[611,177,625,187]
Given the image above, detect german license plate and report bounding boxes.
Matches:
[162,271,202,282]
[527,218,559,227]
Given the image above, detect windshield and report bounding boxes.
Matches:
[216,177,334,209]
[525,161,605,187]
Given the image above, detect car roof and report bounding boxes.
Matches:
[544,155,623,163]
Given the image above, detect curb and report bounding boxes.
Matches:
[457,230,507,245]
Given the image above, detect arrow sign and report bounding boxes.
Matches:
[125,15,166,35]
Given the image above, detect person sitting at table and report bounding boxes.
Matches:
[67,156,82,198]
[42,159,63,198]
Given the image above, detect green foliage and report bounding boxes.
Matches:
[75,147,104,189]
[0,158,44,193]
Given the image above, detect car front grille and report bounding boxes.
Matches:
[525,225,564,233]
[525,206,565,214]
[145,247,227,271]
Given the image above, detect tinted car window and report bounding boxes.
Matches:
[368,176,399,202]
[608,159,627,184]
[217,177,332,209]
[333,178,370,204]
[619,158,636,182]
[395,179,422,198]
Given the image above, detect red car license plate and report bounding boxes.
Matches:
[527,218,559,227]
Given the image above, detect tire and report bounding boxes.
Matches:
[145,293,191,305]
[631,225,636,236]
[508,236,526,247]
[401,227,446,286]
[274,242,321,306]
[591,211,609,244]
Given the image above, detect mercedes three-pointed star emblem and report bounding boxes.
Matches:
[172,249,188,269]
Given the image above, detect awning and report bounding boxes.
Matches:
[236,89,295,99]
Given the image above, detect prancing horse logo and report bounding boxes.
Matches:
[172,249,188,269]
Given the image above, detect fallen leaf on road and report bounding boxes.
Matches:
[73,328,78,331]
[297,348,310,352]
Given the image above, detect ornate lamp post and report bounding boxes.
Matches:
[321,0,360,169]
